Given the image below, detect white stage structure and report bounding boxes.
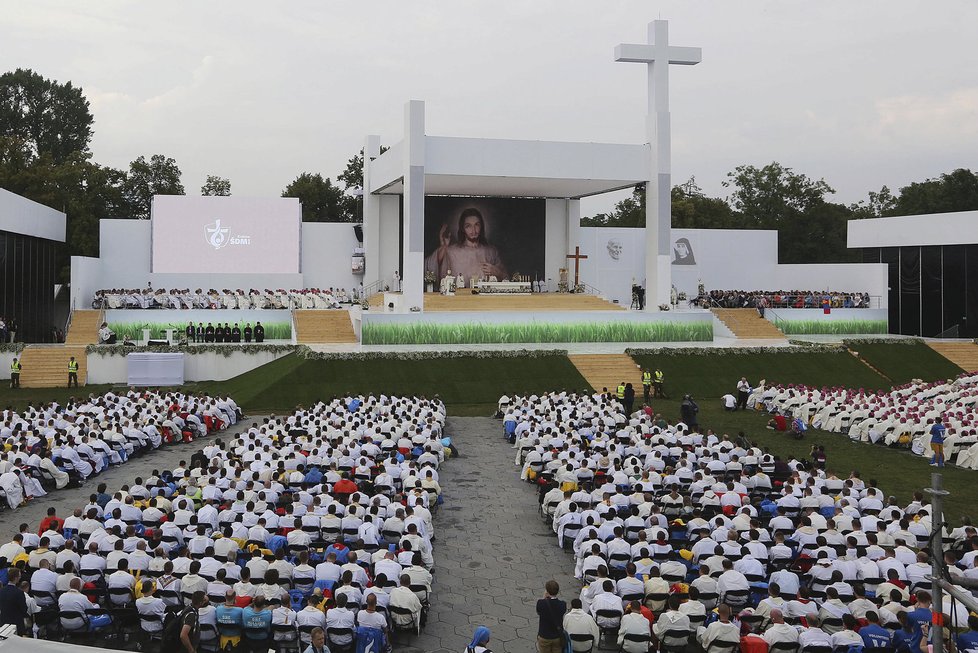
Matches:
[70,196,363,310]
[362,103,649,310]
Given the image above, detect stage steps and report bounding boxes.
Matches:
[17,346,88,388]
[928,341,978,372]
[370,292,625,312]
[568,354,644,394]
[65,310,103,345]
[293,310,357,344]
[711,308,786,340]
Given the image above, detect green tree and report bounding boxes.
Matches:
[891,168,978,216]
[671,177,738,229]
[123,154,185,219]
[201,174,231,196]
[282,172,353,222]
[850,185,897,219]
[0,68,94,164]
[580,184,645,227]
[723,162,834,230]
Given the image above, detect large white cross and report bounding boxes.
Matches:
[615,21,701,310]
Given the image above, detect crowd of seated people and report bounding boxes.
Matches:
[503,390,978,653]
[0,391,238,511]
[0,394,448,653]
[93,288,359,310]
[754,373,978,469]
[704,291,872,310]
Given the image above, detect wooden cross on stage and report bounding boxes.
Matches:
[566,246,588,287]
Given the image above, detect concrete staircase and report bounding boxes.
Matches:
[293,310,357,344]
[711,308,786,340]
[568,354,644,393]
[18,346,88,388]
[65,310,103,345]
[928,341,978,372]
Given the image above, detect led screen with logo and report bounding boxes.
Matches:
[151,196,301,274]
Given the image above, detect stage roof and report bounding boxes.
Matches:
[368,136,649,199]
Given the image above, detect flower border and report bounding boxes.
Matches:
[85,343,297,358]
[295,346,569,361]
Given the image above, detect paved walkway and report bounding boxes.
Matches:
[408,416,581,653]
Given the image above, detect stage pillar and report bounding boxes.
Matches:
[401,100,426,310]
[363,135,382,289]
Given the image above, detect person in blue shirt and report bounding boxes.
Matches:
[892,610,921,653]
[215,590,244,650]
[930,417,947,467]
[958,615,978,653]
[860,611,894,649]
[242,595,273,646]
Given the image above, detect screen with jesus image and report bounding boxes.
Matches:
[423,197,546,285]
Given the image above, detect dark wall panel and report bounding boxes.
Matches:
[880,248,900,334]
[920,246,943,336]
[899,246,920,336]
[943,245,967,337]
[0,230,59,343]
[967,245,978,339]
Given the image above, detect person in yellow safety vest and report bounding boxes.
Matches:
[653,368,666,398]
[9,358,21,389]
[642,369,652,405]
[68,356,79,388]
[616,382,625,400]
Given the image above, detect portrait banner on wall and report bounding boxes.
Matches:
[423,197,546,284]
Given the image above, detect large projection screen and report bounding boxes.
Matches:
[423,197,546,283]
[151,196,301,274]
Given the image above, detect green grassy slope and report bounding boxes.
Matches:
[849,341,964,384]
[631,349,890,396]
[192,353,590,416]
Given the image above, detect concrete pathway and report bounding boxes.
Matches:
[406,416,581,653]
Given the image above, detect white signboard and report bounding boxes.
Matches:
[151,195,301,274]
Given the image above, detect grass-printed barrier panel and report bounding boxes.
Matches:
[773,318,888,335]
[108,321,292,341]
[362,320,713,344]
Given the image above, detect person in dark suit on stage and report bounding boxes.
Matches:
[254,322,265,343]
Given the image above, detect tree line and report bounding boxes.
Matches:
[3,68,977,277]
[0,69,364,278]
[582,164,978,264]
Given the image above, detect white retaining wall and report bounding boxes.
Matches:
[86,348,293,384]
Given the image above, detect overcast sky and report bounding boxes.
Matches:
[4,0,977,216]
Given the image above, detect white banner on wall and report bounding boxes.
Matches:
[151,196,301,275]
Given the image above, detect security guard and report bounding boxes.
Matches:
[68,356,79,388]
[9,357,21,389]
[642,368,653,405]
[653,367,666,398]
[616,381,626,400]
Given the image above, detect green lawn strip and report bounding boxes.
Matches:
[847,341,964,384]
[0,384,117,411]
[631,350,890,397]
[362,321,712,345]
[192,353,591,415]
[773,319,888,335]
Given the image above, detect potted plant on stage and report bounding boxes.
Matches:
[424,270,435,293]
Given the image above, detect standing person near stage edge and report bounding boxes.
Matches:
[642,368,652,405]
[9,358,21,389]
[653,367,666,398]
[67,356,79,388]
[535,580,567,653]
